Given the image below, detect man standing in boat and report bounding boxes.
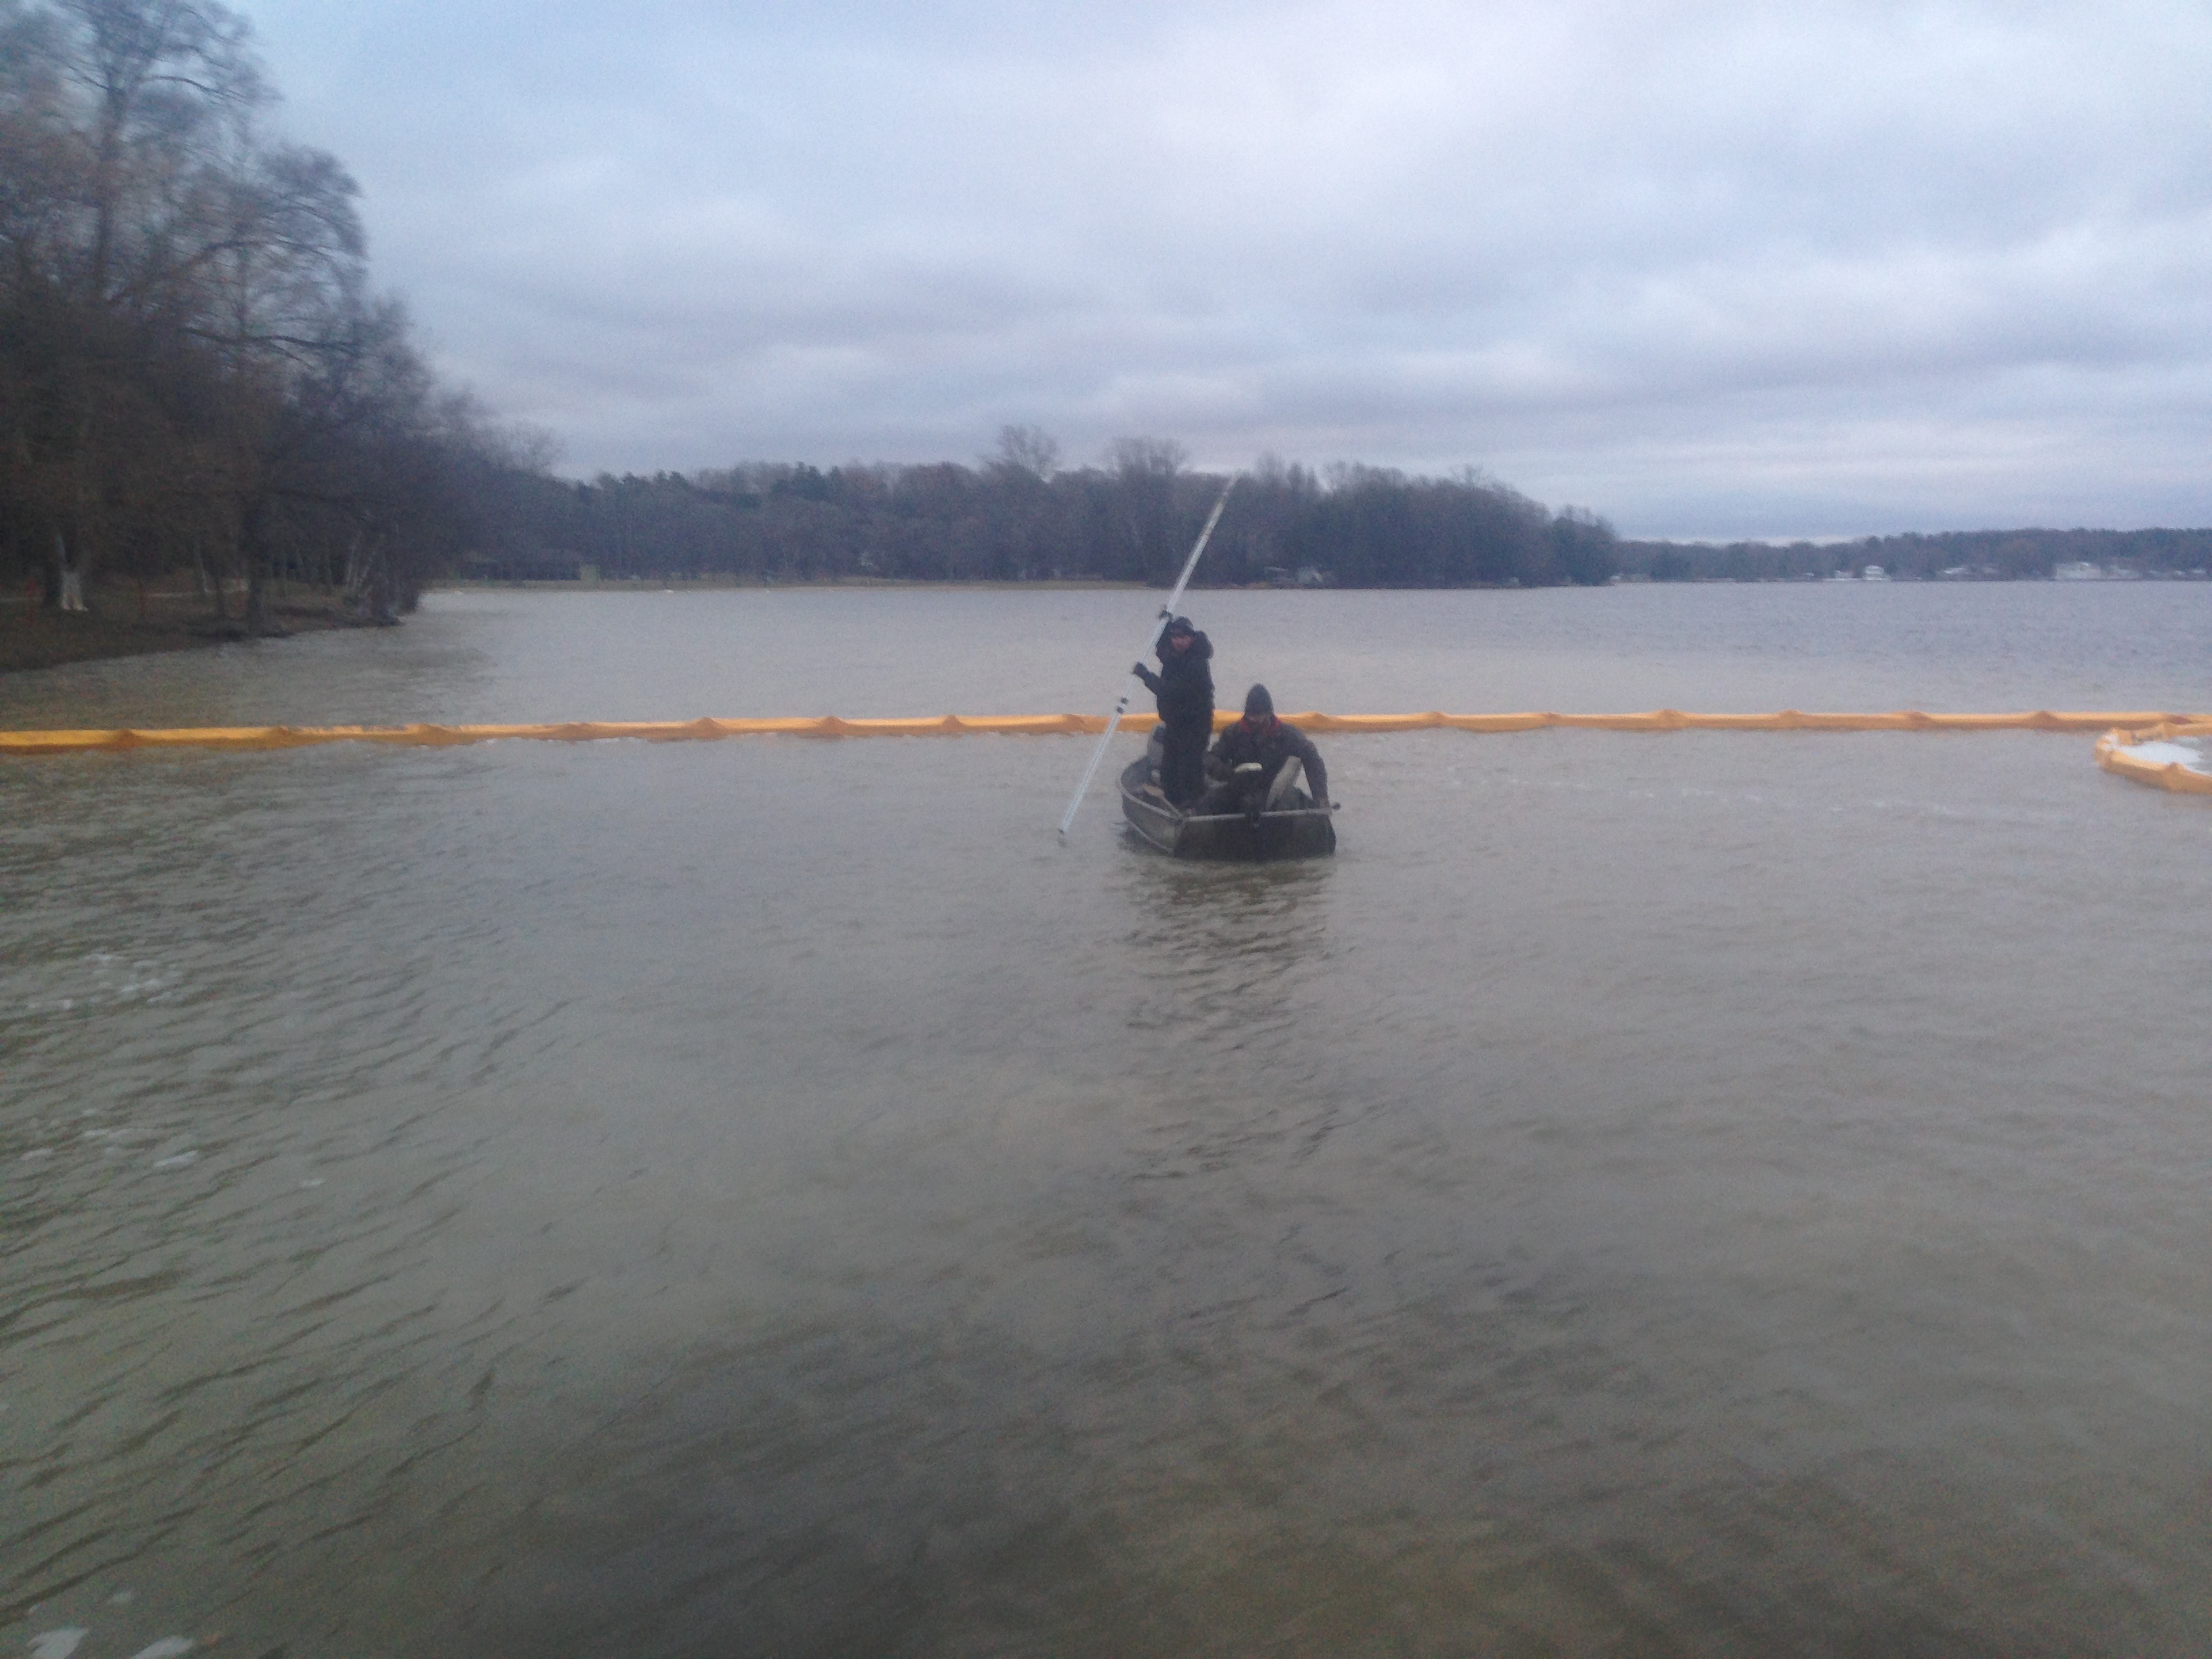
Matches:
[1199,684,1330,813]
[1134,615,1214,806]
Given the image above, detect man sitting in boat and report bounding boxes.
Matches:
[1196,684,1330,813]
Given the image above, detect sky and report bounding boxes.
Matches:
[246,0,2212,538]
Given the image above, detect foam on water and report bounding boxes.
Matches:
[2118,738,2207,771]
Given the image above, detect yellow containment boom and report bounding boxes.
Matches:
[2094,721,2212,794]
[3,708,2207,757]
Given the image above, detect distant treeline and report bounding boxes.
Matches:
[459,436,1622,590]
[39,5,2202,621]
[1,0,529,626]
[1620,528,2212,582]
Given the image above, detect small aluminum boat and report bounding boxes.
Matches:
[1117,747,1336,860]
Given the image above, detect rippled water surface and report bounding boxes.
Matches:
[4,585,2210,1657]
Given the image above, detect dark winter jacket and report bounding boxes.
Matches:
[1134,632,1214,727]
[1205,714,1328,804]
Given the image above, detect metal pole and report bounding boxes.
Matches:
[1058,476,1237,838]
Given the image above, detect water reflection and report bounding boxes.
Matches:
[1119,840,1331,1021]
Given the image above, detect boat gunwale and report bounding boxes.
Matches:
[1115,756,1335,857]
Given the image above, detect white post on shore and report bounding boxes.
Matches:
[1057,476,1237,839]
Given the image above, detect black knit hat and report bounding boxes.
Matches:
[1244,683,1273,718]
[1164,615,1195,637]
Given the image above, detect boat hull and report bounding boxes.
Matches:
[1117,756,1337,860]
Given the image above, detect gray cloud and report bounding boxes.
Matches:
[250,0,2212,534]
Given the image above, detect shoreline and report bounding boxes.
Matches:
[0,590,382,676]
[8,571,2203,677]
[433,575,1151,592]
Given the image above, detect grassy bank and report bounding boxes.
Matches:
[0,587,379,676]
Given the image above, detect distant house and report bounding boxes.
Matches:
[2053,561,2105,580]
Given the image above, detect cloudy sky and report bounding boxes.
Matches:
[248,0,2211,537]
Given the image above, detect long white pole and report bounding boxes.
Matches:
[1058,475,1237,838]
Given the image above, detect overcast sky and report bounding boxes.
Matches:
[247,0,2212,537]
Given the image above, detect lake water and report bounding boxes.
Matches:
[3,584,2209,1658]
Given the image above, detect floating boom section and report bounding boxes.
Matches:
[3,708,2207,757]
[2094,722,2212,794]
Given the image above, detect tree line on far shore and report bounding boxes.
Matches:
[35,3,2205,626]
[1618,528,2212,582]
[0,0,1620,623]
[1,0,526,628]
[459,434,1623,590]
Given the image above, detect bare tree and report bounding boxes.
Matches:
[1,0,498,628]
[1107,435,1188,582]
[2,0,267,606]
[987,422,1058,481]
